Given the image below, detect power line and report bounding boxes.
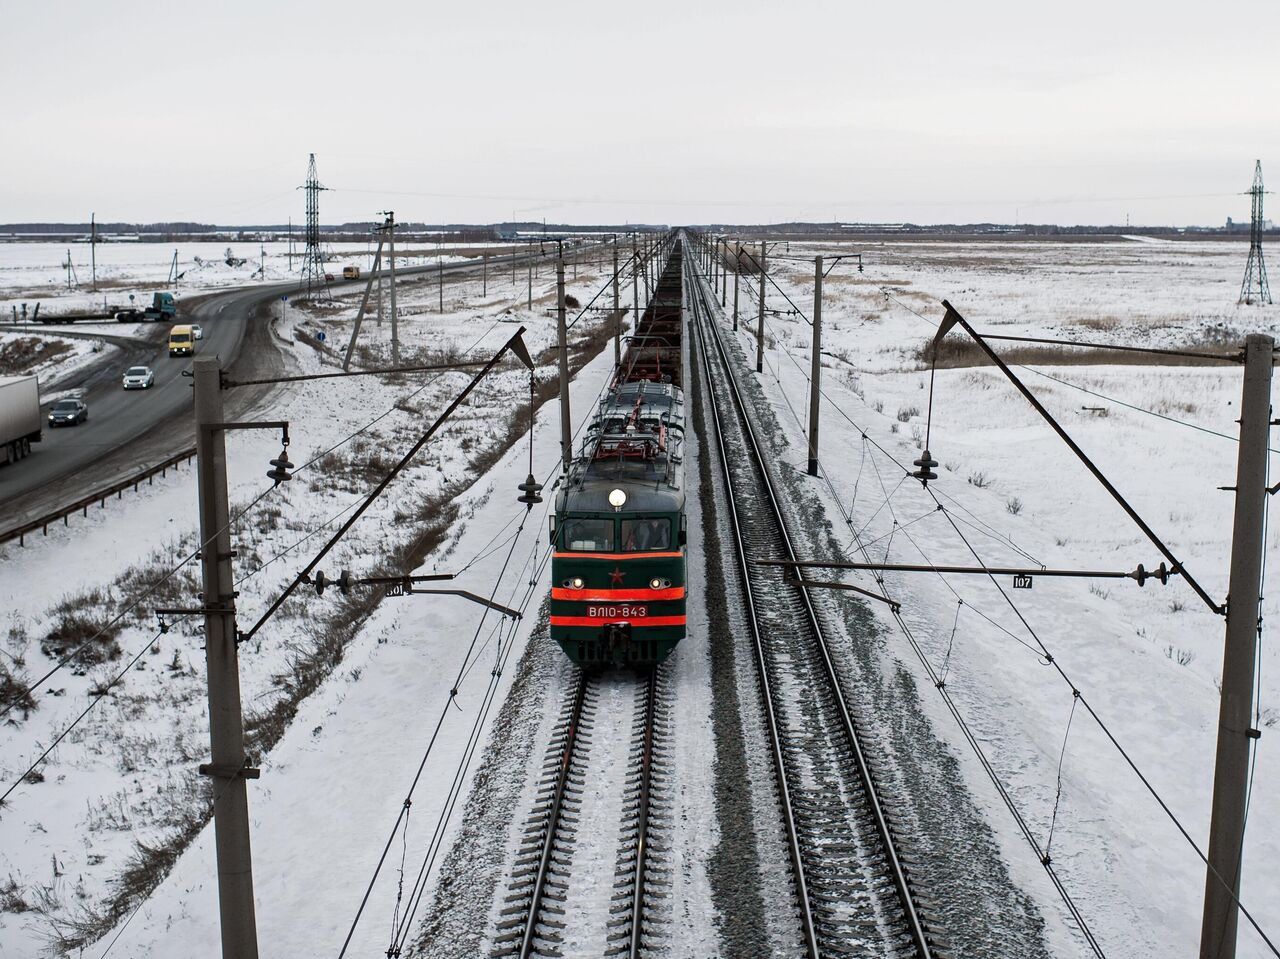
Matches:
[696,264,1280,954]
[0,483,277,721]
[1,627,165,807]
[1018,365,1280,455]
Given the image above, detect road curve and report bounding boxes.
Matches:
[0,250,562,517]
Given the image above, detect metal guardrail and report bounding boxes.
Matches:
[0,447,196,547]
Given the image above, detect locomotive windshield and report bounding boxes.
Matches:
[621,518,671,551]
[562,518,614,552]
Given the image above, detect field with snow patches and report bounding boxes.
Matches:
[726,236,1280,957]
[0,240,513,320]
[3,235,1278,958]
[0,332,113,389]
[0,250,623,956]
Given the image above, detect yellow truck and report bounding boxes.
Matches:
[168,324,196,357]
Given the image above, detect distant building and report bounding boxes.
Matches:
[1227,216,1274,233]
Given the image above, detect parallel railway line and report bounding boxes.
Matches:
[688,252,942,958]
[493,667,667,958]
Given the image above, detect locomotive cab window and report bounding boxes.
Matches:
[562,518,615,552]
[621,518,671,551]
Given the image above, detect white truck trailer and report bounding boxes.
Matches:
[0,375,42,465]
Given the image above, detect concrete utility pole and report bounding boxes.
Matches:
[90,213,97,293]
[719,238,727,306]
[1200,332,1275,959]
[438,254,444,313]
[556,255,572,473]
[733,246,740,331]
[756,241,767,374]
[632,234,640,328]
[341,238,384,371]
[388,212,399,365]
[192,357,259,959]
[482,252,488,297]
[807,256,823,476]
[612,240,621,367]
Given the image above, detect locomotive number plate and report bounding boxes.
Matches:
[587,604,649,619]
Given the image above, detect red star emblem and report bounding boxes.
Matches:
[609,567,625,586]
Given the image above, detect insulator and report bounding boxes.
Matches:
[314,570,327,595]
[268,451,295,484]
[337,569,352,596]
[517,472,544,506]
[911,448,939,483]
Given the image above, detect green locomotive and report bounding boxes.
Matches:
[550,244,687,665]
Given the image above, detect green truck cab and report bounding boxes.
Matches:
[144,292,176,322]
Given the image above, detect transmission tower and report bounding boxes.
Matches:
[1239,160,1271,305]
[299,153,329,297]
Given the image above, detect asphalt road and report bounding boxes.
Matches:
[0,248,591,519]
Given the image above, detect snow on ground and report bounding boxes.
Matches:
[0,249,620,956]
[5,233,1275,957]
[0,331,114,391]
[722,235,1280,958]
[0,240,522,321]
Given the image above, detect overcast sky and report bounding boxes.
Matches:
[3,0,1277,227]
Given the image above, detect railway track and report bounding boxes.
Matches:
[492,666,668,958]
[688,254,943,958]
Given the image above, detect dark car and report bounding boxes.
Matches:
[48,398,88,427]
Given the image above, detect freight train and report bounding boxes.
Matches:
[550,240,687,665]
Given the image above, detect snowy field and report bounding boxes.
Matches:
[2,234,1278,957]
[720,235,1280,957]
[0,332,114,390]
[0,247,626,956]
[0,240,519,321]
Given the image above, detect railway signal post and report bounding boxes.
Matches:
[1200,332,1274,959]
[756,241,766,373]
[807,255,823,476]
[193,358,260,959]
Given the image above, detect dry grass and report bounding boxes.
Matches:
[914,327,1243,370]
[40,611,122,668]
[0,336,73,374]
[0,661,35,717]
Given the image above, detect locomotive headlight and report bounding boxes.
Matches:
[608,488,627,511]
[650,577,671,590]
[564,577,585,589]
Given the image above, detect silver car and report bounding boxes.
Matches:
[122,365,155,390]
[191,324,204,340]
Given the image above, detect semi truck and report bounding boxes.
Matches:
[144,292,177,322]
[0,375,42,466]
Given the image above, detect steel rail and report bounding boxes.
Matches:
[690,254,934,957]
[519,668,590,958]
[689,265,821,958]
[511,667,659,959]
[628,668,657,959]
